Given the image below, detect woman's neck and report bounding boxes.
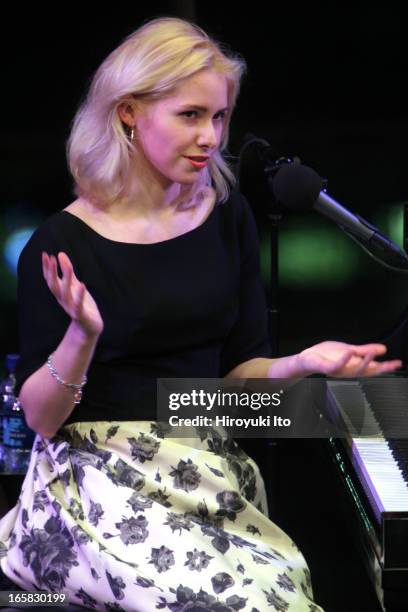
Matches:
[82,182,187,223]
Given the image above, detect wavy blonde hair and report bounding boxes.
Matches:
[67,17,246,207]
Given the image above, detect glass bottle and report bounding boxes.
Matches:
[1,354,35,473]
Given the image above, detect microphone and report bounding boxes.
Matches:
[270,162,408,269]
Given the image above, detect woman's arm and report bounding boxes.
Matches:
[20,321,99,438]
[225,341,402,379]
[19,251,104,438]
[224,355,299,379]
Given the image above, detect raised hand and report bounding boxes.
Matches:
[42,251,104,338]
[297,341,402,377]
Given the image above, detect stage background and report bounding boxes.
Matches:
[1,5,406,611]
[1,3,407,362]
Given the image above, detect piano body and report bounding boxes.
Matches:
[327,377,408,612]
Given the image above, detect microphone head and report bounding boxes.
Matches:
[271,163,323,211]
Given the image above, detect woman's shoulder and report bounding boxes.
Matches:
[61,198,94,226]
[18,204,83,264]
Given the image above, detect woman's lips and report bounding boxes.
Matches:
[184,156,209,169]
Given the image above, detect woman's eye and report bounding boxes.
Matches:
[181,111,197,118]
[180,110,226,120]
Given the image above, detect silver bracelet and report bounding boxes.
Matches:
[46,353,87,404]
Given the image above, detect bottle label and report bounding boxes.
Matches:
[3,416,35,448]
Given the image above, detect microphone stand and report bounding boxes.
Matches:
[266,205,283,357]
[263,157,296,357]
[235,137,289,521]
[236,134,295,357]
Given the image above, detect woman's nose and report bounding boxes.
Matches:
[197,121,218,149]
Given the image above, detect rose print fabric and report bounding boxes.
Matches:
[0,421,323,611]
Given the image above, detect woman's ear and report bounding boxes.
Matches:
[117,101,137,128]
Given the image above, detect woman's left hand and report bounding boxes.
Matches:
[297,341,402,377]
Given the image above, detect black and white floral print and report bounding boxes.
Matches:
[184,548,213,571]
[19,516,79,591]
[164,512,194,535]
[88,500,104,526]
[128,432,160,463]
[157,584,248,611]
[169,458,201,492]
[105,515,149,545]
[263,587,290,611]
[215,491,246,521]
[32,490,50,513]
[149,545,175,573]
[276,573,296,593]
[0,421,323,611]
[113,458,146,490]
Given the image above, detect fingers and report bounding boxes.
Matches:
[328,349,386,377]
[350,351,376,376]
[363,359,402,376]
[378,359,403,373]
[350,343,387,357]
[58,252,74,307]
[321,348,355,374]
[349,345,401,376]
[57,251,74,273]
[42,252,61,301]
[326,343,393,377]
[332,355,402,377]
[42,251,84,314]
[41,251,103,336]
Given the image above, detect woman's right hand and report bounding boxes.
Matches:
[42,251,104,338]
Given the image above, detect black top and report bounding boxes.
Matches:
[15,189,271,424]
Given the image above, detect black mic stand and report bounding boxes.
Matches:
[265,191,284,357]
[263,156,298,357]
[235,136,293,521]
[235,134,295,357]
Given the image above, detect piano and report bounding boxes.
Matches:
[326,376,408,612]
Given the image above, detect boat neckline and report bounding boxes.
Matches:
[59,205,219,246]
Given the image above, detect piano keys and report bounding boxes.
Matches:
[326,377,408,612]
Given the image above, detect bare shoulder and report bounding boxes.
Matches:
[62,198,89,221]
[62,198,105,232]
[60,189,217,243]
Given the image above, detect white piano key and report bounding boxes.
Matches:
[352,438,408,512]
[328,381,408,513]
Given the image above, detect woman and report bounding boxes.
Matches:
[0,16,400,611]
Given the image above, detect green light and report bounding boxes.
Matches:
[374,202,406,248]
[260,220,360,289]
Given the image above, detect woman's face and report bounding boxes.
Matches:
[131,69,229,187]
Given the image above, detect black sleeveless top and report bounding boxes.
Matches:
[15,190,271,424]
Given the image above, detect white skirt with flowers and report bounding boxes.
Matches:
[0,420,323,611]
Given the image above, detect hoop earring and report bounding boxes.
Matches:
[130,127,134,142]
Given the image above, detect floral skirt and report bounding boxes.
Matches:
[0,421,323,611]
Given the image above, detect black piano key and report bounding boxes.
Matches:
[358,378,408,438]
[388,439,408,483]
[358,378,408,482]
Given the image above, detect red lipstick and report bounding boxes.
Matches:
[184,156,209,169]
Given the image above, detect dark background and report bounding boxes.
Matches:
[1,5,407,610]
[1,2,407,360]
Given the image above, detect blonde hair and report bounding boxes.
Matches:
[67,17,247,207]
